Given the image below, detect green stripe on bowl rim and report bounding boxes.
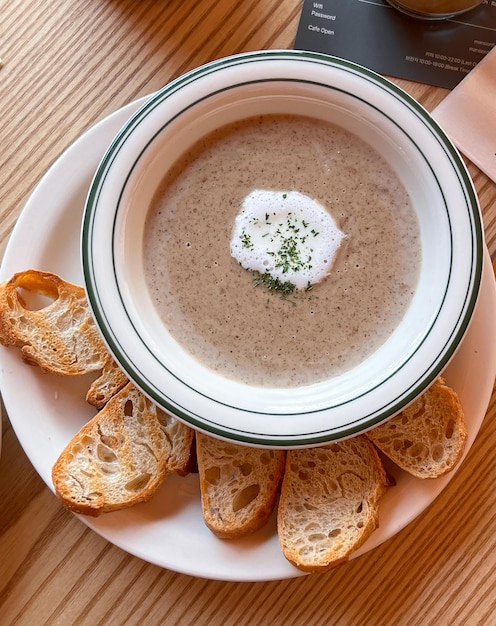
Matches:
[82,50,482,446]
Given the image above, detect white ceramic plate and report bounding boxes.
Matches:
[1,98,495,581]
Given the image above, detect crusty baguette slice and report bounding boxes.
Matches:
[196,432,286,539]
[52,383,169,516]
[366,377,467,479]
[0,269,127,408]
[277,436,391,573]
[156,408,196,476]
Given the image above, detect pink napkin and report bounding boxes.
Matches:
[432,47,496,183]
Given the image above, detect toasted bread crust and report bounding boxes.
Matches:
[52,383,169,516]
[0,269,127,407]
[277,436,391,573]
[366,377,467,479]
[196,432,286,539]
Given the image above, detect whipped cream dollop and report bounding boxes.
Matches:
[230,190,346,290]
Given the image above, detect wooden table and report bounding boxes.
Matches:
[1,1,495,624]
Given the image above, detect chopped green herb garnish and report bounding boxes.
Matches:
[253,271,296,297]
[241,231,253,249]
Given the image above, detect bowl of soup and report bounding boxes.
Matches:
[82,50,483,447]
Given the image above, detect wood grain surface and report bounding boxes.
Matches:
[1,1,496,624]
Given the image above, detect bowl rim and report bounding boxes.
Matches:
[82,50,483,447]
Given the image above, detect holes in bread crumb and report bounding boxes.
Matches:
[100,465,119,476]
[303,502,318,512]
[429,428,440,441]
[11,288,57,312]
[125,473,151,492]
[432,444,445,462]
[298,469,310,481]
[411,397,426,420]
[124,400,134,417]
[205,466,220,485]
[222,444,238,456]
[328,528,341,538]
[136,397,147,415]
[71,443,84,455]
[233,484,260,511]
[321,479,339,497]
[445,419,455,439]
[96,443,118,464]
[239,463,253,476]
[308,532,327,544]
[407,443,428,459]
[100,435,119,449]
[376,436,391,445]
[85,492,103,501]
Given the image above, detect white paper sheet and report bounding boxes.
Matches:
[432,46,496,183]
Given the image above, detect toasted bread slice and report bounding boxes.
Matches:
[196,432,286,539]
[52,383,169,516]
[156,408,196,476]
[277,436,391,573]
[0,269,127,407]
[366,377,467,479]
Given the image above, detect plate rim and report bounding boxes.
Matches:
[1,90,495,581]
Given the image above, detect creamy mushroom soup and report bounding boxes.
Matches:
[143,115,421,387]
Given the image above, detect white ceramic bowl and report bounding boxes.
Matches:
[82,50,483,447]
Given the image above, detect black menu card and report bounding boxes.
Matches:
[294,0,496,88]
